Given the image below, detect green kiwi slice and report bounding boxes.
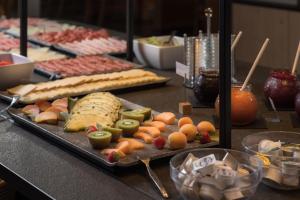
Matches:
[133,108,152,120]
[115,119,139,137]
[121,111,144,123]
[87,131,112,149]
[102,127,123,142]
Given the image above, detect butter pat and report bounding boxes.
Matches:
[192,154,216,175]
[224,187,244,200]
[282,174,299,187]
[263,165,281,184]
[198,184,223,200]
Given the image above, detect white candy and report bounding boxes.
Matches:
[263,165,282,184]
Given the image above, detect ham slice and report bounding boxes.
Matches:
[36,55,133,77]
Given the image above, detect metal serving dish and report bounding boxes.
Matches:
[0,53,34,90]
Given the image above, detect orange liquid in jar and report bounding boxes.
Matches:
[215,85,258,125]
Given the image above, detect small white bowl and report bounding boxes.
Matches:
[0,53,34,90]
[133,35,184,70]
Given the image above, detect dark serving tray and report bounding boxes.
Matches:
[33,54,145,80]
[8,98,218,168]
[27,37,52,47]
[28,28,127,50]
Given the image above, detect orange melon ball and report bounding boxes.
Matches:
[178,117,193,128]
[168,132,187,150]
[197,121,216,134]
[179,124,197,142]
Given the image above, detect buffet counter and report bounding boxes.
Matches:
[0,62,300,200]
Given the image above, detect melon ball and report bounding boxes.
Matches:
[168,132,187,150]
[179,124,197,142]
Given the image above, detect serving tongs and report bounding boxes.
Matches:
[265,97,281,123]
[137,155,169,199]
[0,84,36,122]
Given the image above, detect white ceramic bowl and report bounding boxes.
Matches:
[0,53,34,90]
[133,35,184,70]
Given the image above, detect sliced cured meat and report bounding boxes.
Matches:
[58,37,126,56]
[32,28,109,45]
[35,55,133,78]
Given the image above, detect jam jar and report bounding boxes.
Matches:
[264,70,298,108]
[215,84,258,126]
[193,69,219,104]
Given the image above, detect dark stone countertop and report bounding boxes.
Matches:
[0,63,300,200]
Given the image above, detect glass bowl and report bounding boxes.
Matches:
[170,148,262,200]
[242,131,300,190]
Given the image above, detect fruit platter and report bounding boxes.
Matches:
[7,92,218,167]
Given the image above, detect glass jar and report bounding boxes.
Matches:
[215,84,258,126]
[295,93,300,117]
[264,70,297,108]
[193,69,219,104]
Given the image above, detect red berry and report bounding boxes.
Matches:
[107,151,120,163]
[86,125,98,134]
[153,136,166,149]
[200,132,211,144]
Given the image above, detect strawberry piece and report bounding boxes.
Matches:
[86,125,98,134]
[200,132,211,144]
[107,151,120,163]
[153,136,166,149]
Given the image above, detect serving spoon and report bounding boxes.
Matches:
[137,155,169,198]
[163,31,177,46]
[0,84,36,121]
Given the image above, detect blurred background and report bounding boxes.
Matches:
[0,0,299,69]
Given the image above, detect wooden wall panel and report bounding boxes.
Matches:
[233,4,289,69]
[288,11,300,69]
